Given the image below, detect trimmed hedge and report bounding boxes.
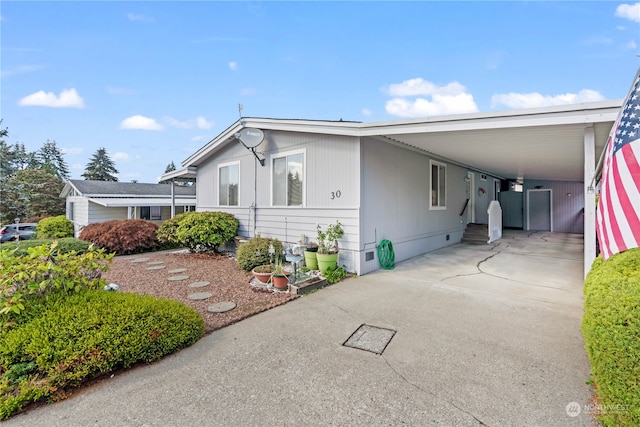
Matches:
[582,248,640,426]
[0,289,204,419]
[0,237,93,256]
[157,211,238,253]
[36,216,74,239]
[236,237,284,272]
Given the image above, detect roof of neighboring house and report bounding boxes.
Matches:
[60,180,196,199]
[162,99,622,182]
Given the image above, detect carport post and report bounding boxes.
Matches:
[171,179,176,218]
[584,126,596,278]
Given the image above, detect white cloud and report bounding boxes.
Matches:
[71,163,84,171]
[127,13,155,23]
[164,116,214,130]
[228,61,238,71]
[616,3,640,22]
[191,135,207,142]
[490,89,605,109]
[62,147,83,156]
[626,39,638,49]
[1,64,45,78]
[241,87,257,95]
[361,108,372,117]
[383,78,478,117]
[113,152,131,162]
[19,88,84,108]
[120,115,164,130]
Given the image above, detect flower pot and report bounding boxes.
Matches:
[252,266,273,283]
[316,252,338,274]
[272,274,289,290]
[304,250,318,270]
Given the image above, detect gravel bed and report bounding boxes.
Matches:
[102,250,299,334]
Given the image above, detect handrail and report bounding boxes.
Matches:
[459,198,470,216]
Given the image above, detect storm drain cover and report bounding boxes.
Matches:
[343,324,396,355]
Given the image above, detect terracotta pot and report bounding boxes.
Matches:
[272,274,289,290]
[252,266,273,283]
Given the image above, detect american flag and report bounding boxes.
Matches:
[596,67,640,260]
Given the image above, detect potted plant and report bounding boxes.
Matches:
[271,258,290,290]
[304,241,319,270]
[251,264,273,283]
[316,221,344,274]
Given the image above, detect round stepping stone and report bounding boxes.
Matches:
[131,258,150,263]
[147,265,165,270]
[187,292,212,301]
[168,268,188,274]
[207,301,236,313]
[188,281,210,288]
[168,275,190,281]
[148,261,164,265]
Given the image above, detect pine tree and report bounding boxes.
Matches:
[38,140,69,180]
[159,161,176,184]
[82,148,119,181]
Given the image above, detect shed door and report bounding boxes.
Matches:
[500,191,523,228]
[528,189,552,231]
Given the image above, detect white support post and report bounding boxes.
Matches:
[584,126,596,278]
[171,179,176,218]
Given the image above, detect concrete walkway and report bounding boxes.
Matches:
[6,231,595,426]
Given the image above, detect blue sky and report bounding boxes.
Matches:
[1,1,639,183]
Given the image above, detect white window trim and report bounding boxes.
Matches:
[217,161,240,207]
[429,159,447,210]
[270,148,306,207]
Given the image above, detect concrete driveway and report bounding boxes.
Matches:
[6,231,595,426]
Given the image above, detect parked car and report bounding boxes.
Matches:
[0,223,37,243]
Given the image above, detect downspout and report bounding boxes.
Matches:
[253,155,258,237]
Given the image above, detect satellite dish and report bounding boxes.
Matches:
[238,128,264,148]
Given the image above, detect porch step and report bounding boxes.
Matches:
[462,223,489,245]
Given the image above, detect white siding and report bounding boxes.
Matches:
[360,138,468,274]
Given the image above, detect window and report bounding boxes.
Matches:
[272,150,304,206]
[430,160,446,209]
[150,206,161,220]
[218,162,239,206]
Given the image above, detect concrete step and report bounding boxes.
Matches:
[462,224,488,244]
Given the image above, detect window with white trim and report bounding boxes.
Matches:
[272,150,304,206]
[430,160,446,209]
[218,162,239,206]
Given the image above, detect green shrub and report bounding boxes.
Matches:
[157,211,238,253]
[582,248,640,426]
[1,237,93,256]
[0,289,204,419]
[79,219,160,255]
[36,216,74,239]
[236,237,284,271]
[0,243,113,321]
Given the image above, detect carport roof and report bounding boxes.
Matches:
[170,100,621,182]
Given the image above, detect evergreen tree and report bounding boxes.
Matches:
[38,140,69,180]
[82,147,119,181]
[159,161,176,184]
[0,169,65,222]
[13,142,40,171]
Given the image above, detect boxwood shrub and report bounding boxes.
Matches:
[236,237,284,271]
[0,289,204,420]
[582,248,640,426]
[157,211,238,253]
[36,215,74,239]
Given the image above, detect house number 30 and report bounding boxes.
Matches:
[330,190,342,199]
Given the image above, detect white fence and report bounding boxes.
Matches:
[487,200,503,243]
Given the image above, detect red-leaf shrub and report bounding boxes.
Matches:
[80,219,160,255]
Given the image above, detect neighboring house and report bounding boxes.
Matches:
[60,180,196,236]
[161,100,620,276]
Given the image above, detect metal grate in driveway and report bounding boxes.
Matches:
[343,324,396,355]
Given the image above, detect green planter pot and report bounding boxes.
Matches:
[316,252,338,274]
[304,250,318,270]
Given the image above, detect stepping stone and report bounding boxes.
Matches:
[131,258,150,263]
[168,275,190,281]
[187,292,212,301]
[148,261,164,265]
[168,268,188,274]
[188,281,210,288]
[147,265,165,271]
[207,301,236,313]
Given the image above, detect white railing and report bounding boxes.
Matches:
[487,200,503,243]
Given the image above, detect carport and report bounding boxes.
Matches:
[361,100,621,276]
